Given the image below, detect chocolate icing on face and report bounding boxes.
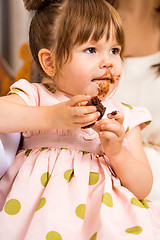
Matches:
[96,72,120,98]
[97,80,110,97]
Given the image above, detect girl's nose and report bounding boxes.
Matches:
[99,58,113,69]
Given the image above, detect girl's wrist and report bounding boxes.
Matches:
[108,146,126,167]
[43,105,56,130]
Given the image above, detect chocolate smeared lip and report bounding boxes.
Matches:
[92,72,115,97]
[92,75,112,82]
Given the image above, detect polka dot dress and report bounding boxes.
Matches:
[0,79,160,240]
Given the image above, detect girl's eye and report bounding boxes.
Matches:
[110,48,121,55]
[84,48,96,54]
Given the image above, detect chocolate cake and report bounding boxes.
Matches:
[82,96,106,128]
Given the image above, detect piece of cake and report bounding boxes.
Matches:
[82,96,106,128]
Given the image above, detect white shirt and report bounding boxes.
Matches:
[115,52,160,146]
[0,133,20,177]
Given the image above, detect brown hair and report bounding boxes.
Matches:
[23,0,124,77]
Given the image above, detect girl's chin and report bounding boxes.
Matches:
[84,89,108,100]
[82,89,98,98]
[88,92,108,101]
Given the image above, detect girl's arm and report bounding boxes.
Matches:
[110,127,153,200]
[0,94,50,132]
[93,113,153,200]
[0,94,100,133]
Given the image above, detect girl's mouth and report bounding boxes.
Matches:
[92,72,120,98]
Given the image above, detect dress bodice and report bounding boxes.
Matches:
[10,79,151,152]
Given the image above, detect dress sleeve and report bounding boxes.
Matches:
[9,79,39,106]
[121,102,152,133]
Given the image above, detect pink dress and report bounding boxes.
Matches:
[0,79,160,240]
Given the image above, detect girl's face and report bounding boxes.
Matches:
[54,29,122,100]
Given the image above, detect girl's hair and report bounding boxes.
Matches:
[23,0,124,77]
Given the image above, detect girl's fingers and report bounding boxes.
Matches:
[92,121,101,132]
[72,105,97,116]
[107,110,124,124]
[68,95,91,107]
[99,126,125,139]
[68,95,98,116]
[95,118,125,138]
[74,112,100,125]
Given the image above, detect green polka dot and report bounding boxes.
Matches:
[4,199,21,215]
[10,88,23,94]
[90,232,97,240]
[125,126,129,133]
[50,88,56,94]
[102,192,113,207]
[131,198,145,208]
[125,226,143,235]
[25,149,32,157]
[75,204,86,220]
[140,199,150,209]
[36,197,46,211]
[89,172,99,185]
[81,151,89,155]
[46,231,62,240]
[121,102,133,110]
[145,121,151,125]
[64,169,74,182]
[41,172,51,187]
[40,147,48,152]
[43,84,56,94]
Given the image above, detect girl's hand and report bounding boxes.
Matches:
[49,95,100,129]
[93,111,125,158]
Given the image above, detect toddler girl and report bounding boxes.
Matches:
[0,0,160,239]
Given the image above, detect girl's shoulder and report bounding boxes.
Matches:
[103,97,152,133]
[9,79,68,106]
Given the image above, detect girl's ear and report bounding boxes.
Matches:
[38,49,55,77]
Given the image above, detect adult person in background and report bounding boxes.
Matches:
[107,0,160,206]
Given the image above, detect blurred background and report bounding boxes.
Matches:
[0,0,30,74]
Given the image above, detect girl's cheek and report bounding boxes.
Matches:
[112,66,122,77]
[80,82,98,97]
[89,84,99,97]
